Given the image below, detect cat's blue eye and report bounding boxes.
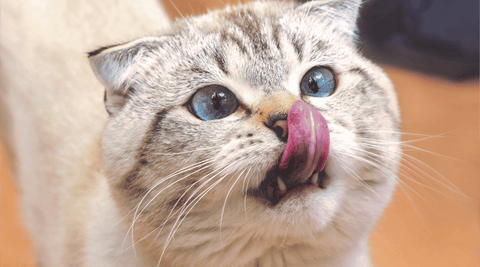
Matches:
[300,67,336,97]
[190,85,239,121]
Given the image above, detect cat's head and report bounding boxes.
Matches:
[89,0,401,265]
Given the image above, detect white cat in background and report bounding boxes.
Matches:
[0,0,400,266]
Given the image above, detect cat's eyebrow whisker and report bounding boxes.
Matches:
[165,0,217,57]
[165,0,218,57]
[166,0,196,33]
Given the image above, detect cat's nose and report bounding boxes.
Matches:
[255,91,297,141]
[270,119,288,141]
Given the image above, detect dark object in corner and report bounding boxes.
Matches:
[357,0,479,81]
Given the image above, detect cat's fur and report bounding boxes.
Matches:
[1,0,400,266]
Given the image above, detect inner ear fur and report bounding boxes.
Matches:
[88,37,165,115]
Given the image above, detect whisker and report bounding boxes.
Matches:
[151,146,222,156]
[356,129,458,137]
[335,149,432,204]
[277,222,290,249]
[133,158,216,223]
[401,143,464,162]
[243,168,252,220]
[121,164,220,254]
[159,173,229,267]
[358,137,463,162]
[360,142,465,196]
[220,169,247,244]
[349,146,441,194]
[122,158,215,253]
[340,147,435,201]
[395,180,432,235]
[330,153,381,199]
[157,161,237,266]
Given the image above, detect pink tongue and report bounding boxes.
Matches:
[278,100,330,182]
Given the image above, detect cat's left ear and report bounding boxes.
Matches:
[296,0,362,39]
[88,37,166,115]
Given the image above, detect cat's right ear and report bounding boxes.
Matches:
[88,37,165,115]
[296,0,362,41]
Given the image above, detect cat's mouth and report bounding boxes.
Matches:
[251,166,330,206]
[248,100,331,206]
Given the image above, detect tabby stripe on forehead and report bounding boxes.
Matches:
[271,22,282,52]
[227,10,268,54]
[119,109,169,198]
[220,30,248,55]
[291,37,304,61]
[213,50,229,75]
[190,66,209,75]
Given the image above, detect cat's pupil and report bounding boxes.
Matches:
[308,77,319,93]
[211,92,226,110]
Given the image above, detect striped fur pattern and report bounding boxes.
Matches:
[89,0,401,266]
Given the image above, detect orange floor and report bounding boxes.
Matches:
[0,1,479,266]
[0,143,37,266]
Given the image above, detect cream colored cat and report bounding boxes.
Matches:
[0,0,401,266]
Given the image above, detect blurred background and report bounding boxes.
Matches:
[1,0,478,266]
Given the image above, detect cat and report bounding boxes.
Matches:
[1,0,401,266]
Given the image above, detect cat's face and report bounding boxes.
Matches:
[89,0,401,265]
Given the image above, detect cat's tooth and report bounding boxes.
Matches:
[311,173,319,185]
[277,176,287,192]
